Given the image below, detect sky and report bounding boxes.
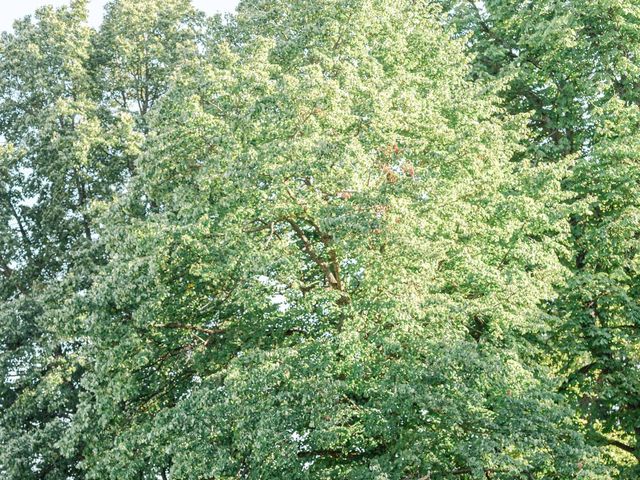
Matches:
[0,0,241,33]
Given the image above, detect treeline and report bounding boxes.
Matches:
[0,0,638,479]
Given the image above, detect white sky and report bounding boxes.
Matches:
[0,0,241,33]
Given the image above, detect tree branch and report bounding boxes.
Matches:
[286,217,339,289]
[155,322,224,336]
[589,430,637,458]
[559,361,597,392]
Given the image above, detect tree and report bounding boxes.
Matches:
[0,2,119,477]
[66,1,604,478]
[438,0,640,476]
[93,0,204,124]
[4,0,636,478]
[0,0,203,478]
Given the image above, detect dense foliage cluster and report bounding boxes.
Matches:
[0,1,638,479]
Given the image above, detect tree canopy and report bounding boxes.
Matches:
[0,1,637,479]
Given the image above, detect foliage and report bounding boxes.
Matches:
[0,0,637,479]
[437,1,640,475]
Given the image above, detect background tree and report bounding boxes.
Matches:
[438,0,640,475]
[0,2,123,477]
[0,0,204,478]
[93,0,205,125]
